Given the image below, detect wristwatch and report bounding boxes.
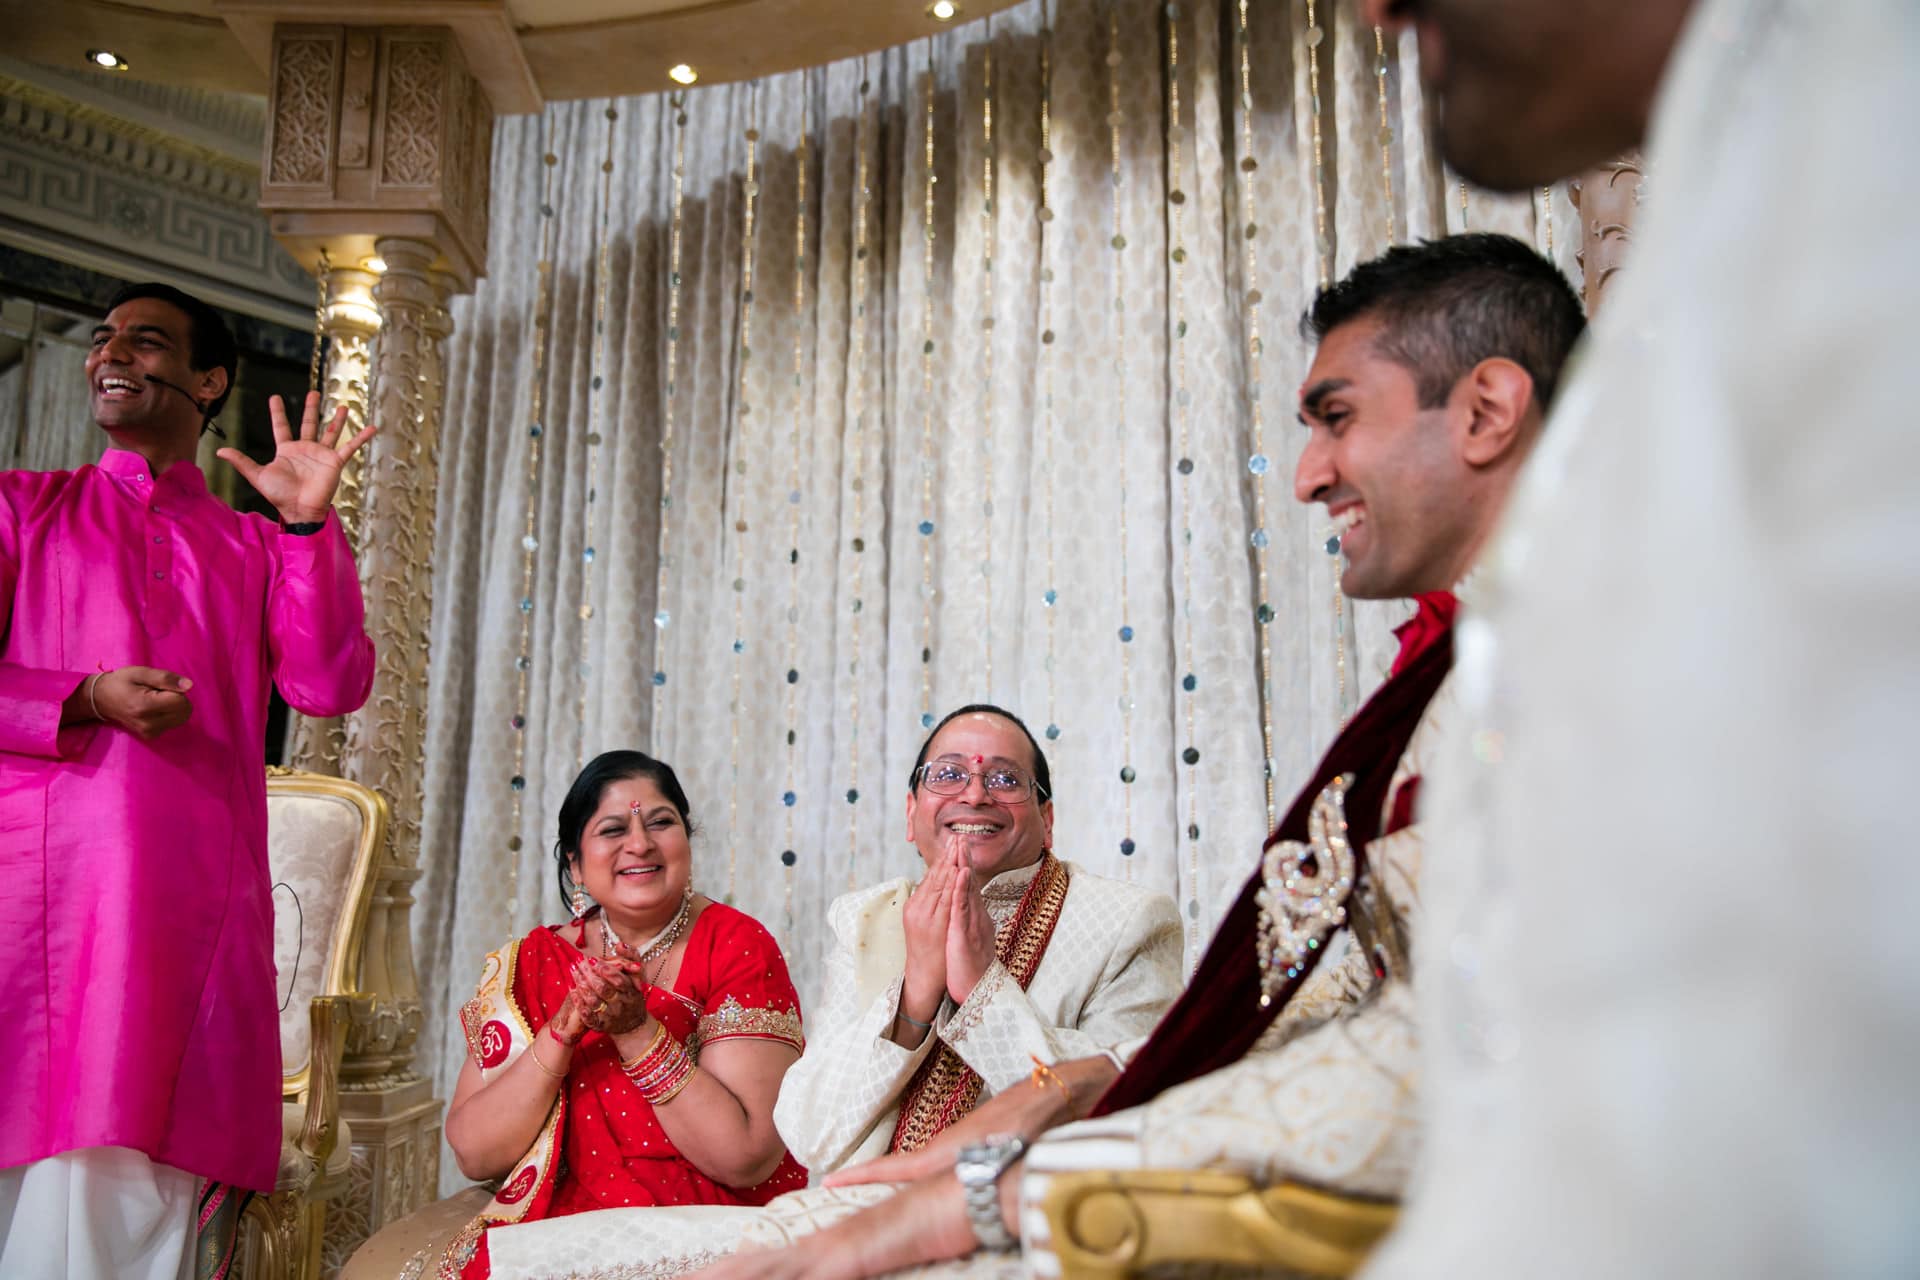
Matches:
[953,1133,1027,1251]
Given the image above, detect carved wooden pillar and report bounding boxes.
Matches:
[287,264,379,777]
[1569,151,1646,315]
[256,22,491,1269]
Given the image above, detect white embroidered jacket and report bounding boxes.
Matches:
[1009,673,1458,1279]
[773,857,1183,1174]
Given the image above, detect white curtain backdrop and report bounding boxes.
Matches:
[415,0,1575,1179]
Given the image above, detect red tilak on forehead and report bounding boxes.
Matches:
[630,801,642,815]
[972,754,984,766]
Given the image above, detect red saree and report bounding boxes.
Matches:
[447,903,807,1279]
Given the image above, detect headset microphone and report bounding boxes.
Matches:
[142,374,228,440]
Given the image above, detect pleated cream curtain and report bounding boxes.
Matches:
[416,0,1576,1170]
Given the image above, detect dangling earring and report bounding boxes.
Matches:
[570,878,589,923]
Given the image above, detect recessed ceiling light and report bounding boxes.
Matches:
[927,0,960,20]
[667,64,698,85]
[86,49,129,72]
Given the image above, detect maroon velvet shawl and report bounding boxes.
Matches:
[1092,626,1453,1117]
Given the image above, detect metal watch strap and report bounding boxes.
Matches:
[954,1134,1026,1251]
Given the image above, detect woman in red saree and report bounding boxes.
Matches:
[441,751,807,1279]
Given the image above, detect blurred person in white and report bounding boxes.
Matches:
[1353,0,1920,1275]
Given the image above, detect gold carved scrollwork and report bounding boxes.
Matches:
[331,237,448,1085]
[1570,151,1646,316]
[380,41,446,187]
[287,265,381,778]
[269,35,338,186]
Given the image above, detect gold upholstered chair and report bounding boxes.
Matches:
[1040,1169,1398,1279]
[236,769,387,1280]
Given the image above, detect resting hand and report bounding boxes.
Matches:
[217,391,377,525]
[826,1075,1057,1188]
[88,666,193,740]
[690,1173,980,1280]
[945,840,997,1005]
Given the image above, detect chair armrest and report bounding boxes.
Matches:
[1040,1168,1398,1279]
[297,994,365,1168]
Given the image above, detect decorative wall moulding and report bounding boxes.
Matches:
[0,76,311,327]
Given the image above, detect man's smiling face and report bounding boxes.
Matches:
[905,711,1053,882]
[1294,317,1470,601]
[86,296,222,438]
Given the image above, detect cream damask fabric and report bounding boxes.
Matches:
[775,857,1182,1173]
[415,0,1567,1195]
[265,789,369,1079]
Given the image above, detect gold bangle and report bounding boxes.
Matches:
[528,1040,567,1079]
[619,1022,666,1072]
[1030,1055,1075,1118]
[651,1064,697,1106]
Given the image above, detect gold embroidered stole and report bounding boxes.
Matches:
[888,853,1071,1154]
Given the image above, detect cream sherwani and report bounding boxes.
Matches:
[773,857,1184,1173]
[1365,2,1920,1276]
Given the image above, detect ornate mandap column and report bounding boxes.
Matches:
[1569,151,1647,315]
[286,262,379,775]
[251,18,503,1269]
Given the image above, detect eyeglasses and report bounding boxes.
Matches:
[914,760,1047,803]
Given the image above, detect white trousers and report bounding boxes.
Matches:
[0,1147,197,1280]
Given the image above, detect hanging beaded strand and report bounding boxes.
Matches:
[915,40,940,733]
[651,94,690,729]
[1036,9,1061,750]
[506,111,563,923]
[1105,2,1136,874]
[1234,0,1279,826]
[1302,0,1352,721]
[1165,0,1203,961]
[778,76,811,929]
[843,63,875,891]
[573,105,621,769]
[977,28,998,698]
[1373,25,1396,242]
[726,83,762,902]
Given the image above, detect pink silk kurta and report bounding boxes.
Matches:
[0,448,375,1192]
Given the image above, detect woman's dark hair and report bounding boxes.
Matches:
[553,750,695,906]
[906,703,1053,802]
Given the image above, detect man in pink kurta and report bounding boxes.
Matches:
[0,283,377,1279]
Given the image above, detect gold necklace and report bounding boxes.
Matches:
[600,889,693,985]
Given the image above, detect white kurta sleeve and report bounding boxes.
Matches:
[772,902,939,1172]
[940,890,1183,1093]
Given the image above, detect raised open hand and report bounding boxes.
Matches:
[216,391,376,526]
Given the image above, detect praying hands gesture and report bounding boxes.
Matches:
[216,391,377,526]
[897,832,998,1041]
[572,945,654,1040]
